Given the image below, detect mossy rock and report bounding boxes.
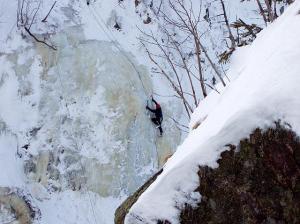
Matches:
[180,124,300,224]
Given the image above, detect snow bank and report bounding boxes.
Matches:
[126,2,300,223]
[38,190,124,224]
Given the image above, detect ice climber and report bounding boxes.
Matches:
[146,97,163,136]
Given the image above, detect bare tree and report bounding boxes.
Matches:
[139,0,228,117]
[164,0,227,86]
[249,0,294,25]
[255,0,268,26]
[17,0,57,50]
[220,0,236,50]
[140,35,194,118]
[166,0,208,98]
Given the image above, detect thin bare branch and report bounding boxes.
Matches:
[220,0,236,49]
[24,27,57,50]
[142,42,192,118]
[42,1,57,22]
[256,0,268,25]
[29,1,41,29]
[199,42,226,86]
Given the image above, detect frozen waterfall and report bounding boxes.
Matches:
[0,25,182,223]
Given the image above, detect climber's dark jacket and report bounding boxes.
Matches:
[146,99,163,120]
[146,98,163,135]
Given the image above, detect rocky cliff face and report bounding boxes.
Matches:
[115,169,163,224]
[116,123,300,223]
[180,123,300,224]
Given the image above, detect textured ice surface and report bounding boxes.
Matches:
[30,26,181,195]
[0,24,181,223]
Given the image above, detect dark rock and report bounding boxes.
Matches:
[135,0,141,7]
[114,22,121,31]
[143,15,152,24]
[29,127,41,137]
[157,220,171,224]
[180,124,300,224]
[22,144,30,150]
[115,169,163,224]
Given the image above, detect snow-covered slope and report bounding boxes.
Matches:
[125,2,300,223]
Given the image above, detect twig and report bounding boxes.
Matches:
[199,42,226,86]
[165,114,189,130]
[157,0,163,15]
[220,0,236,49]
[256,0,268,26]
[205,82,220,94]
[29,1,41,29]
[153,92,181,99]
[24,27,57,50]
[42,1,57,23]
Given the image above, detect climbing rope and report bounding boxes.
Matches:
[86,4,190,134]
[85,2,177,175]
[87,2,192,135]
[53,5,188,214]
[86,4,150,97]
